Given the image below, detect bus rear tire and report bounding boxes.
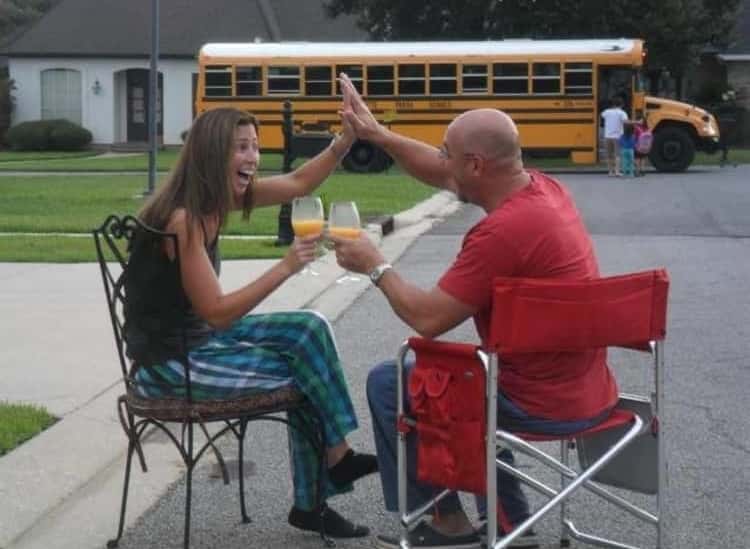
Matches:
[650,127,695,173]
[342,141,391,173]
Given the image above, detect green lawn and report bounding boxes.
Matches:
[0,172,434,262]
[0,401,57,456]
[0,150,290,172]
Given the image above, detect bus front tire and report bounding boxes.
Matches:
[649,127,695,173]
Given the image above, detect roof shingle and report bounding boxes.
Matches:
[3,0,366,58]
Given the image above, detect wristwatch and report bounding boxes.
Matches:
[368,262,393,286]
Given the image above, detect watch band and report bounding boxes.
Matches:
[368,262,393,285]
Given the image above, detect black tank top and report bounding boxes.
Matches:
[124,223,220,365]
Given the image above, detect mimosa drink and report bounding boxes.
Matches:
[292,219,325,237]
[328,227,361,239]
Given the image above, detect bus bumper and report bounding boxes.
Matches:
[697,136,721,154]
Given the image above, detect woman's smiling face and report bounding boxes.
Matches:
[230,122,260,205]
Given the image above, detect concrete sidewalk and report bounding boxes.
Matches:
[0,191,460,549]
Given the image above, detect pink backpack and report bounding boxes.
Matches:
[636,129,653,154]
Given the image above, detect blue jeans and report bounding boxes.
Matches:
[366,360,610,527]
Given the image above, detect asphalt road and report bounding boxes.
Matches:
[116,165,750,549]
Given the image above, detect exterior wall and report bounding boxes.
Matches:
[8,57,196,146]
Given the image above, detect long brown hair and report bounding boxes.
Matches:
[139,107,258,241]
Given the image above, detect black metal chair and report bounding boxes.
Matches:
[93,214,329,549]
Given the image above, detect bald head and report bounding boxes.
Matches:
[448,109,521,164]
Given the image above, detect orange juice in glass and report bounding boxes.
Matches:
[292,219,325,237]
[328,201,362,283]
[327,226,361,239]
[291,196,324,276]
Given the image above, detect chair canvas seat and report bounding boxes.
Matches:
[511,407,635,442]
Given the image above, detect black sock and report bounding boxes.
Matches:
[328,449,378,487]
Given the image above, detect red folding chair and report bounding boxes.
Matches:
[396,269,669,549]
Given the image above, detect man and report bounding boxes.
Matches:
[600,97,629,176]
[330,74,619,549]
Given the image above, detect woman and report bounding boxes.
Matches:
[124,106,375,538]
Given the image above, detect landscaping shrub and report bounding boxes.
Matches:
[48,119,93,150]
[6,119,92,151]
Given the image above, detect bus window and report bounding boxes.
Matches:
[398,64,425,95]
[268,66,300,94]
[305,66,332,96]
[236,66,262,97]
[564,63,592,96]
[367,65,394,96]
[532,63,561,94]
[336,64,363,94]
[205,65,232,97]
[429,64,457,95]
[493,63,528,95]
[462,64,488,94]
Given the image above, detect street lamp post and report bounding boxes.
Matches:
[145,0,159,196]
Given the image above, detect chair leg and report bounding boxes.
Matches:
[238,419,251,524]
[559,440,571,548]
[107,440,137,548]
[183,422,194,549]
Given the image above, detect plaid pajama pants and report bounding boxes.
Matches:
[134,310,358,510]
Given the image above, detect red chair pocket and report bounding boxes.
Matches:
[406,340,487,494]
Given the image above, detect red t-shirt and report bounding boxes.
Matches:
[438,171,618,421]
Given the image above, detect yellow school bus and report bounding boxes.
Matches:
[196,39,720,172]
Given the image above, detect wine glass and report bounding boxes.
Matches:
[328,201,362,284]
[291,196,325,276]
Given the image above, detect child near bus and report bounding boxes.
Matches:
[633,114,652,176]
[619,122,636,177]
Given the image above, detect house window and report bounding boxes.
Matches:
[41,68,82,124]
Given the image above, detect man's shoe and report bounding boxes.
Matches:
[477,522,539,549]
[376,520,480,548]
[288,504,369,538]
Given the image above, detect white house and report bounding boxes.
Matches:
[2,0,365,148]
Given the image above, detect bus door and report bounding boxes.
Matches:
[597,66,634,160]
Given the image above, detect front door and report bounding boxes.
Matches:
[126,69,162,142]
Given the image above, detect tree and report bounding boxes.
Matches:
[0,0,56,47]
[324,0,741,97]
